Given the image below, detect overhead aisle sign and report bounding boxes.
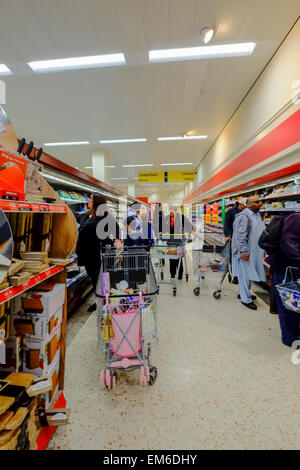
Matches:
[139,171,196,183]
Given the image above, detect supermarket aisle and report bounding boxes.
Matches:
[48,259,300,450]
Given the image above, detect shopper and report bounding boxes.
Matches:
[263,213,300,347]
[232,195,266,310]
[164,206,192,279]
[152,203,164,239]
[76,194,121,307]
[152,203,165,265]
[223,197,247,284]
[123,202,143,247]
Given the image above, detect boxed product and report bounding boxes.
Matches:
[10,305,63,339]
[0,336,22,373]
[22,324,61,376]
[12,283,65,316]
[37,353,60,410]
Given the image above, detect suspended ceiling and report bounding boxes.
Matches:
[1,0,299,196]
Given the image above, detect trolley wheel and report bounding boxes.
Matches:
[145,366,150,382]
[213,291,221,300]
[148,366,158,386]
[228,274,232,283]
[105,369,111,390]
[160,272,164,280]
[193,287,200,296]
[173,288,177,297]
[100,370,105,386]
[111,371,117,389]
[139,367,147,387]
[201,275,205,280]
[185,274,189,282]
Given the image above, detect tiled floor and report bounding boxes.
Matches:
[48,259,299,450]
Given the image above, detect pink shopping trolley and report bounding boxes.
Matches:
[97,247,158,389]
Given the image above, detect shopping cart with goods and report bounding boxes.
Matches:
[276,267,300,313]
[192,229,230,299]
[151,234,189,296]
[96,247,159,389]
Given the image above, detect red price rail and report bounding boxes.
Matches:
[0,265,64,305]
[0,200,67,213]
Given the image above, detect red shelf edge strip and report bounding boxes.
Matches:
[0,265,64,305]
[0,200,67,213]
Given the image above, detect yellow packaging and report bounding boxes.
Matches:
[102,316,114,343]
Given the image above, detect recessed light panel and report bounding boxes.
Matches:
[149,42,256,63]
[28,53,126,72]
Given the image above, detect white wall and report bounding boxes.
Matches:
[187,18,300,202]
[147,188,185,205]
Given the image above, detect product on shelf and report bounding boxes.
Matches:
[0,369,52,450]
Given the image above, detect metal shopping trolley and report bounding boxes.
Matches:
[96,247,159,389]
[192,229,231,299]
[152,234,189,296]
[276,267,300,313]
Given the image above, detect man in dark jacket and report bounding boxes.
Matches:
[164,206,192,279]
[224,197,246,284]
[270,213,300,347]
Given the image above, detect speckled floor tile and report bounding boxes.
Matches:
[47,256,300,450]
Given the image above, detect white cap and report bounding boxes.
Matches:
[238,197,247,206]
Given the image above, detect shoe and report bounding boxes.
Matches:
[238,294,257,301]
[232,277,239,285]
[241,301,257,310]
[87,303,97,312]
[291,340,300,349]
[171,275,175,279]
[178,275,183,280]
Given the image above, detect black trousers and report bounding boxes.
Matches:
[169,259,183,277]
[85,266,100,293]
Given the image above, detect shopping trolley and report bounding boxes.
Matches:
[96,247,159,389]
[192,229,230,299]
[152,234,189,296]
[276,267,300,313]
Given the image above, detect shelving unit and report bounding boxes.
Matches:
[192,173,300,291]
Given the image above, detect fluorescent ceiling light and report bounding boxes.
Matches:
[28,53,126,72]
[122,164,153,168]
[149,42,256,63]
[44,141,89,146]
[158,135,207,141]
[160,163,193,166]
[158,137,182,141]
[0,64,12,75]
[111,177,129,180]
[105,165,116,168]
[183,135,207,140]
[100,138,147,144]
[85,166,93,169]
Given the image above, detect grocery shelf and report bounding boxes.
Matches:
[260,208,300,212]
[261,190,300,200]
[67,270,88,289]
[60,198,88,204]
[0,265,64,305]
[0,199,67,213]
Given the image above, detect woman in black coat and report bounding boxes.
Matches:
[76,193,121,294]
